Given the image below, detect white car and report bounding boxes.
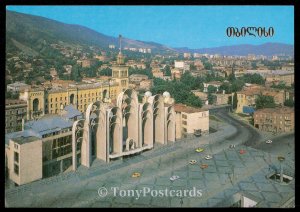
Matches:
[189,160,197,165]
[229,144,236,148]
[170,175,180,181]
[266,140,272,144]
[205,155,213,160]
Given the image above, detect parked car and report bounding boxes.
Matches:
[229,144,236,148]
[266,140,272,144]
[131,172,141,178]
[170,175,180,181]
[205,155,212,160]
[195,148,204,153]
[239,149,246,154]
[200,164,209,169]
[189,160,197,165]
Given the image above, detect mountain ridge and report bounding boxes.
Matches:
[175,42,294,56]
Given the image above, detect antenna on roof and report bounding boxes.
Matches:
[119,34,122,54]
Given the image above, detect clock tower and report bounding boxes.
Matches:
[112,35,129,93]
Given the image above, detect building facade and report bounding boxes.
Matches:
[174,103,209,139]
[5,112,76,186]
[5,99,27,133]
[253,107,294,133]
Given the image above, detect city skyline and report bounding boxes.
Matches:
[7,6,294,49]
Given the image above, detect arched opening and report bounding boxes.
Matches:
[70,94,75,105]
[152,95,164,144]
[103,89,108,100]
[33,98,39,111]
[143,118,152,146]
[109,123,121,154]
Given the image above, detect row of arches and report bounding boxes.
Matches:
[72,89,175,170]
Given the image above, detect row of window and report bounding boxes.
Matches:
[5,108,26,115]
[42,128,71,139]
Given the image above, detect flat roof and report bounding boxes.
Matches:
[13,136,40,144]
[174,103,207,113]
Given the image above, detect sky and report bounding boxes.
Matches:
[7,6,294,49]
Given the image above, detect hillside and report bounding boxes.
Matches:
[6,10,176,56]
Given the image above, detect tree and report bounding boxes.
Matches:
[228,73,236,82]
[232,92,238,109]
[186,94,203,107]
[284,98,294,107]
[242,73,265,85]
[207,85,217,93]
[208,93,216,105]
[220,82,232,94]
[163,65,171,76]
[71,65,82,82]
[255,94,276,109]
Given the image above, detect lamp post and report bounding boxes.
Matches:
[278,156,285,183]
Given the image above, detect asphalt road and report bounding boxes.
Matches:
[213,110,262,146]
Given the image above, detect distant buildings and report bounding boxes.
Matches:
[203,81,222,93]
[174,103,209,139]
[129,74,152,91]
[7,82,30,94]
[253,107,294,133]
[183,52,191,59]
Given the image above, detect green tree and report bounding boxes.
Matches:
[207,85,217,93]
[242,73,265,85]
[284,98,294,107]
[219,82,232,94]
[228,73,236,82]
[208,93,216,105]
[232,92,238,109]
[163,65,171,76]
[255,94,276,109]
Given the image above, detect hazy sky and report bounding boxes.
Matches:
[7,6,294,49]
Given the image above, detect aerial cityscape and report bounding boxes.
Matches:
[5,6,294,208]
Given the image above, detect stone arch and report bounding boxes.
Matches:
[108,107,122,157]
[72,119,84,170]
[103,89,108,100]
[70,94,75,105]
[147,94,165,144]
[166,106,175,142]
[117,89,139,150]
[81,101,106,167]
[33,98,39,111]
[140,102,153,148]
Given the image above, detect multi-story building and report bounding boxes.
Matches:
[5,108,79,185]
[18,50,129,120]
[253,107,294,133]
[265,70,294,86]
[235,87,286,114]
[5,99,27,133]
[174,103,209,139]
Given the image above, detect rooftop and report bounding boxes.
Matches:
[254,107,294,114]
[5,99,27,106]
[13,136,41,145]
[174,103,207,113]
[205,81,223,85]
[25,115,73,136]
